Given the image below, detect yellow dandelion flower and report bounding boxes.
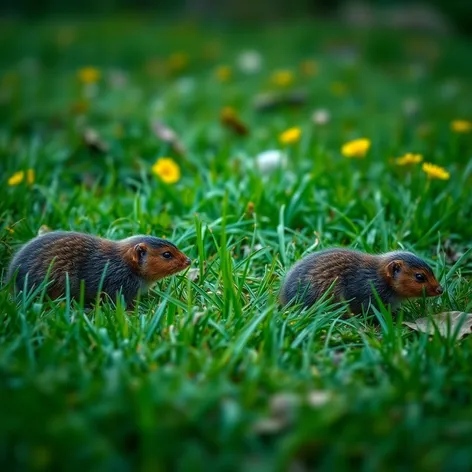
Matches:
[396,153,423,166]
[152,157,181,184]
[8,171,25,186]
[168,52,188,73]
[341,138,371,158]
[26,169,35,184]
[8,169,35,186]
[422,162,450,180]
[77,67,101,84]
[279,127,302,145]
[271,70,294,87]
[450,120,472,133]
[215,65,232,82]
[300,60,318,77]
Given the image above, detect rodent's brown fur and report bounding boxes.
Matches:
[7,231,191,308]
[280,248,443,314]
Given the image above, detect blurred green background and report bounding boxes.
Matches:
[1,0,471,35]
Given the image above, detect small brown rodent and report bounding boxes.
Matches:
[7,231,191,308]
[280,248,443,314]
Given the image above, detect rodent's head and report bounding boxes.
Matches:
[383,252,443,298]
[124,236,191,282]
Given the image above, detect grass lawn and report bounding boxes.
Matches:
[1,17,472,471]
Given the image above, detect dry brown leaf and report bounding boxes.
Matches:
[307,390,332,407]
[151,121,186,155]
[38,225,53,236]
[220,107,249,136]
[252,390,332,435]
[252,417,285,435]
[186,268,200,282]
[404,312,472,340]
[82,127,109,153]
[253,91,307,112]
[443,239,464,264]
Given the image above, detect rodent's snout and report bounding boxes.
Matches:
[436,285,444,295]
[185,257,192,266]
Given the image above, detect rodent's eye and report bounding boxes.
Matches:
[415,273,426,283]
[162,251,173,259]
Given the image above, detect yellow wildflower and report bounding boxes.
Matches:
[152,158,181,184]
[215,65,232,82]
[8,169,35,186]
[341,138,371,158]
[8,171,24,185]
[422,162,450,180]
[77,67,101,84]
[26,169,35,184]
[450,120,472,133]
[168,53,188,73]
[396,153,423,166]
[300,60,318,77]
[279,127,301,145]
[271,70,294,87]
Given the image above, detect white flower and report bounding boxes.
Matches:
[237,50,262,74]
[312,108,331,125]
[175,77,195,95]
[108,69,128,89]
[255,150,287,174]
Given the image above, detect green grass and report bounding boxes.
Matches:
[1,17,472,471]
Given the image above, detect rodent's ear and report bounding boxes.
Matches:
[133,243,147,264]
[386,260,403,279]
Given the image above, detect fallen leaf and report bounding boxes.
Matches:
[220,107,249,136]
[38,225,52,236]
[443,239,465,264]
[151,121,186,155]
[252,417,285,435]
[186,268,200,282]
[307,390,332,407]
[252,393,298,435]
[404,311,472,340]
[242,243,263,258]
[270,392,299,421]
[253,91,307,112]
[83,127,108,153]
[252,390,333,436]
